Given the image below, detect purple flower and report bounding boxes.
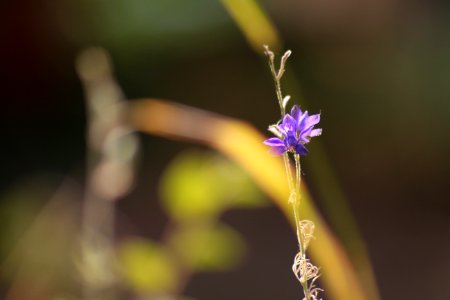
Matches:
[264,105,322,156]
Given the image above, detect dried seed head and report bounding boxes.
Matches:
[288,191,297,204]
[292,253,320,284]
[300,220,315,250]
[292,252,322,300]
[277,49,292,79]
[263,45,275,62]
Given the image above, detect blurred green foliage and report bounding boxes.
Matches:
[168,223,245,272]
[119,238,178,293]
[54,0,235,55]
[160,150,267,221]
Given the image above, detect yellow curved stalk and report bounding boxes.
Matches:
[220,0,281,51]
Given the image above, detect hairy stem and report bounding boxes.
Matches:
[294,154,310,300]
[268,58,286,116]
[267,51,311,299]
[267,55,294,193]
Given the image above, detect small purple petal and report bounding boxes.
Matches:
[264,137,284,146]
[296,111,309,132]
[270,144,287,155]
[280,115,296,135]
[290,105,303,121]
[280,114,297,132]
[264,138,286,155]
[299,127,322,143]
[277,125,287,137]
[285,134,297,147]
[303,114,320,130]
[310,128,322,137]
[295,143,308,156]
[299,126,313,143]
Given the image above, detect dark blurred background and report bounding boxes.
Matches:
[1,0,449,299]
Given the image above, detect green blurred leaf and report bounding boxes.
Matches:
[119,238,177,293]
[54,0,233,55]
[213,156,266,209]
[160,150,266,221]
[169,223,245,272]
[160,151,224,220]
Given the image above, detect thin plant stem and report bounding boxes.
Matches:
[294,154,310,300]
[266,49,311,300]
[266,54,294,193]
[283,155,294,192]
[294,154,304,256]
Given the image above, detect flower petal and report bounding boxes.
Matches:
[264,138,286,155]
[290,105,303,121]
[277,125,287,137]
[304,113,320,130]
[299,126,313,143]
[295,143,308,156]
[263,137,284,146]
[296,111,309,132]
[270,144,287,155]
[310,128,322,137]
[280,114,297,133]
[285,134,297,148]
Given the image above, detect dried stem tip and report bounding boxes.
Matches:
[263,44,275,61]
